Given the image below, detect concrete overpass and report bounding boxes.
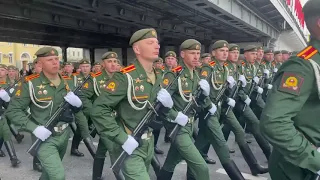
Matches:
[0,0,306,64]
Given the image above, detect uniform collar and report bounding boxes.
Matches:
[309,39,320,61]
[39,71,64,88]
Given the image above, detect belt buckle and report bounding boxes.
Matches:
[188,117,194,124]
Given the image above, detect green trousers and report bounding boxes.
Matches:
[95,137,114,158]
[220,110,246,146]
[163,123,210,180]
[110,135,154,180]
[195,111,231,165]
[38,127,70,180]
[0,117,11,141]
[251,95,265,119]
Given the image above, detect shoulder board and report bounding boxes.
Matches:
[224,62,228,66]
[241,61,245,65]
[72,72,80,76]
[62,75,72,80]
[272,61,276,65]
[161,66,165,70]
[261,61,266,65]
[0,81,6,85]
[91,71,102,78]
[172,66,183,73]
[25,74,40,82]
[209,61,216,67]
[121,64,136,74]
[297,46,318,60]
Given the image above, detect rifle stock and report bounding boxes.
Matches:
[111,68,185,173]
[225,80,242,115]
[27,75,90,157]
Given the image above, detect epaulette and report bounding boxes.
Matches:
[72,72,80,76]
[297,46,318,60]
[172,66,183,73]
[241,61,246,66]
[24,74,40,82]
[0,81,6,85]
[208,61,216,67]
[161,66,165,70]
[272,61,276,65]
[91,71,102,78]
[261,61,266,65]
[224,62,228,66]
[62,75,72,80]
[121,64,136,74]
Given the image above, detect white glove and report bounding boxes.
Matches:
[157,89,173,108]
[267,84,273,90]
[227,76,236,89]
[256,87,263,94]
[199,79,210,96]
[263,69,270,77]
[208,103,217,115]
[253,76,260,84]
[244,96,251,105]
[64,92,82,108]
[122,135,139,155]
[273,68,278,73]
[227,98,236,108]
[238,75,247,87]
[9,88,14,94]
[0,89,10,102]
[32,126,52,141]
[174,112,188,126]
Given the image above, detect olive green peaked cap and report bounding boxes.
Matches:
[129,28,158,46]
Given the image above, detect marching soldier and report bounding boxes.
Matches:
[33,58,43,75]
[281,50,290,62]
[158,39,214,180]
[0,64,21,167]
[164,51,178,70]
[93,62,102,73]
[260,1,320,179]
[6,47,88,180]
[91,28,173,180]
[273,51,283,69]
[62,62,74,77]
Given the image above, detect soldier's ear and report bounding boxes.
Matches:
[180,51,185,59]
[317,17,320,29]
[132,43,140,55]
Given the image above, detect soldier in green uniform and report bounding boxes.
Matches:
[6,47,88,180]
[91,28,173,180]
[0,64,21,167]
[273,51,283,69]
[32,58,42,74]
[157,39,212,180]
[93,62,102,73]
[62,62,74,77]
[256,46,264,64]
[201,53,211,65]
[260,1,320,179]
[164,51,178,70]
[78,52,125,180]
[69,59,97,157]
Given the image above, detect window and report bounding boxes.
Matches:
[77,52,80,57]
[8,53,13,64]
[8,42,12,45]
[73,52,75,56]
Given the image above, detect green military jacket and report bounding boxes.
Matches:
[254,61,264,78]
[260,39,320,179]
[6,72,87,133]
[90,60,162,145]
[225,61,247,101]
[161,61,212,131]
[239,59,257,94]
[198,58,228,102]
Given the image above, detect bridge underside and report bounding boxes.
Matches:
[0,0,278,48]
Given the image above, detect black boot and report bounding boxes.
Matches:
[9,124,24,144]
[4,140,20,167]
[222,160,245,180]
[33,156,42,172]
[83,137,96,158]
[238,143,268,176]
[92,157,105,180]
[203,156,216,164]
[151,155,162,176]
[154,147,164,154]
[71,132,84,157]
[157,169,173,180]
[0,138,5,157]
[114,171,125,180]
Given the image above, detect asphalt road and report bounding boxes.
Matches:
[0,128,271,180]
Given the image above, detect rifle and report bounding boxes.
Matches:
[253,72,267,101]
[242,78,257,112]
[111,68,185,173]
[265,70,276,97]
[224,79,242,116]
[27,75,90,157]
[168,68,218,143]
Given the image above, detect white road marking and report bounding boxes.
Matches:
[216,168,268,180]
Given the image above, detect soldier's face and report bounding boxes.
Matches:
[165,57,177,68]
[244,51,257,64]
[282,54,290,61]
[275,54,283,62]
[80,64,91,75]
[133,38,160,62]
[63,65,73,73]
[154,62,163,69]
[94,65,102,72]
[202,57,211,64]
[8,70,16,78]
[40,55,60,74]
[103,58,118,73]
[0,68,7,78]
[181,50,200,68]
[228,50,239,63]
[264,53,274,62]
[214,47,229,62]
[257,50,264,60]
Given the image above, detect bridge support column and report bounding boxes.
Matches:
[62,47,67,62]
[122,47,127,66]
[89,48,95,66]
